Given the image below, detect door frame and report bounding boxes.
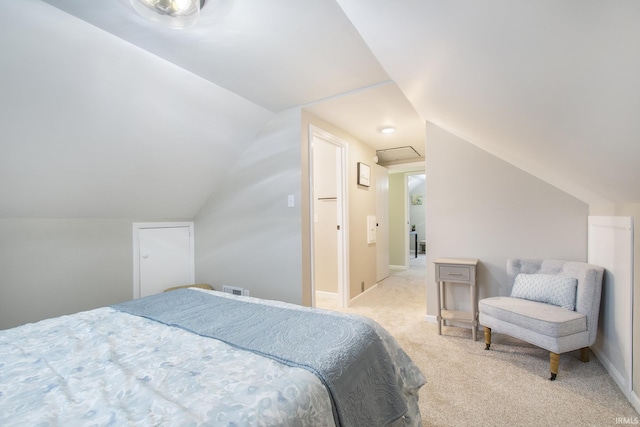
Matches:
[132,222,195,299]
[308,125,349,308]
[375,163,390,282]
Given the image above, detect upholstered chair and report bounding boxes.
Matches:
[478,259,604,380]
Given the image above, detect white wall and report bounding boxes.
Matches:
[388,173,407,267]
[348,139,378,297]
[0,1,275,329]
[425,122,588,317]
[195,109,303,304]
[0,219,134,329]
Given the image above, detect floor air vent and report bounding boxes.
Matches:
[222,285,250,296]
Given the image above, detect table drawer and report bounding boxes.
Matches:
[438,266,470,281]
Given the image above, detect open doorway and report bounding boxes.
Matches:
[408,173,426,265]
[387,169,425,271]
[309,126,349,309]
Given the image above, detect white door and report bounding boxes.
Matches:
[375,164,390,282]
[133,223,194,298]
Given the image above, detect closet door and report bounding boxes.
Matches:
[134,223,194,298]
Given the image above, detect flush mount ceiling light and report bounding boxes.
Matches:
[379,126,396,134]
[130,0,205,29]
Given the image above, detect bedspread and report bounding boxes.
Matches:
[113,289,423,426]
[0,307,335,426]
[0,289,425,426]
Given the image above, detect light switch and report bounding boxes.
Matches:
[288,194,295,207]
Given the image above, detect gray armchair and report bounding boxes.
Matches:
[478,259,604,380]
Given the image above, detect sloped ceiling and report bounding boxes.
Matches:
[1,1,273,218]
[39,0,391,112]
[336,0,640,204]
[36,0,427,157]
[3,0,639,220]
[3,0,425,219]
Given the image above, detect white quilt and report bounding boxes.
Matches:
[0,307,335,426]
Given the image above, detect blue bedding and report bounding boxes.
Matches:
[0,288,424,426]
[0,305,336,426]
[113,289,422,427]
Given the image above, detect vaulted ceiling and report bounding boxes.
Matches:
[3,0,639,219]
[337,0,640,205]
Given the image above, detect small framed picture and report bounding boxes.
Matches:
[357,162,370,187]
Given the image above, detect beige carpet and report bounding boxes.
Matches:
[319,255,638,426]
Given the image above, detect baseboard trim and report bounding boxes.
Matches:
[389,265,407,270]
[591,346,636,412]
[315,290,338,300]
[630,389,640,416]
[425,314,437,324]
[349,283,379,306]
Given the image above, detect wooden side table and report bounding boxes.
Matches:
[434,257,479,341]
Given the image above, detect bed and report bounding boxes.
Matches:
[0,288,426,426]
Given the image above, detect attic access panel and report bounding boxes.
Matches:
[376,146,422,164]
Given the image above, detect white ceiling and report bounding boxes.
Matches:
[4,0,640,219]
[38,0,427,161]
[304,81,426,157]
[40,0,390,112]
[336,0,640,204]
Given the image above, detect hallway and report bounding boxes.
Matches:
[315,252,426,311]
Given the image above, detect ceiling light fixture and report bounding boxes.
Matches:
[130,0,205,30]
[380,126,396,134]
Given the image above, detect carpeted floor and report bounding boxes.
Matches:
[318,255,638,426]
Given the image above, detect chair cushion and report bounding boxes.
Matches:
[510,273,577,310]
[479,296,587,338]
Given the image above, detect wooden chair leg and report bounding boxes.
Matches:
[579,347,590,363]
[550,352,560,380]
[484,326,491,350]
